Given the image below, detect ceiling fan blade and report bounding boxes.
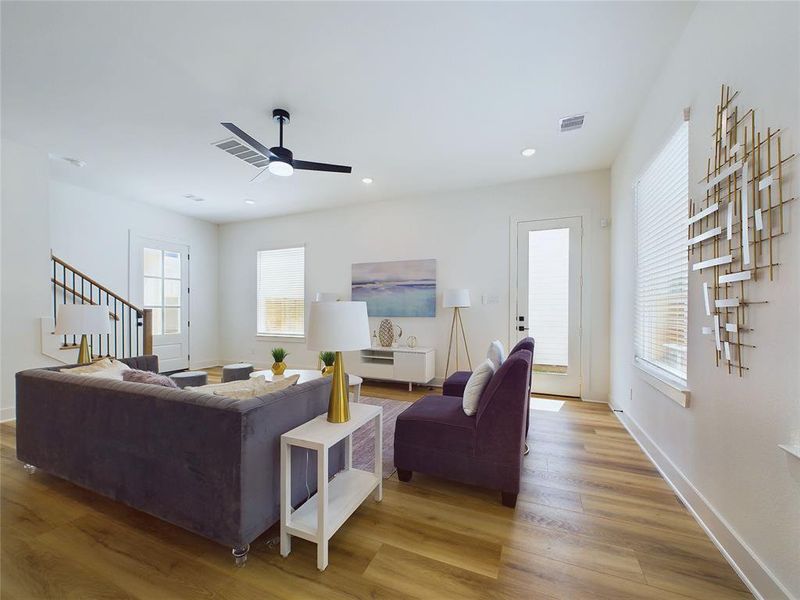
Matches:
[220,122,278,160]
[293,159,352,174]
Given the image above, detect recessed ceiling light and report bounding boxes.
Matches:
[244,199,256,205]
[361,177,373,184]
[48,153,86,167]
[520,148,536,157]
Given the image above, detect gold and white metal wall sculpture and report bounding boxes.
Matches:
[690,85,795,376]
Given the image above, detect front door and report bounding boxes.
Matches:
[130,235,190,372]
[515,217,582,397]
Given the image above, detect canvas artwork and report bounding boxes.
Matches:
[351,259,436,317]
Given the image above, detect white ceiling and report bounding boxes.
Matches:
[1,1,694,224]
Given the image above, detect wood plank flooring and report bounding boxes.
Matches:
[0,380,751,599]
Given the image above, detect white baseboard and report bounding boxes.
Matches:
[610,402,793,600]
[1,407,16,423]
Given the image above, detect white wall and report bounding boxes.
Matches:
[0,139,59,420]
[219,169,611,401]
[49,181,220,369]
[609,3,799,598]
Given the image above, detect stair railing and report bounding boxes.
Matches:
[50,252,153,360]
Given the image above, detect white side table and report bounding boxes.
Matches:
[280,403,382,571]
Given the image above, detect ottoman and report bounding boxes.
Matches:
[170,370,208,389]
[222,363,254,383]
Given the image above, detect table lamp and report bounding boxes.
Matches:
[443,289,472,377]
[55,304,112,364]
[307,301,370,423]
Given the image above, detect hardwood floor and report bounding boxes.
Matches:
[0,382,751,599]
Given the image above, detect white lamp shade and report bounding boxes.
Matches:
[443,289,471,308]
[307,301,371,351]
[314,292,339,302]
[54,304,111,335]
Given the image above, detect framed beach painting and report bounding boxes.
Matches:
[351,259,436,317]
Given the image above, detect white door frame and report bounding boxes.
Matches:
[128,230,191,370]
[509,210,593,399]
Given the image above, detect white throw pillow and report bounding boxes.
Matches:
[462,359,495,416]
[487,340,505,370]
[62,358,131,381]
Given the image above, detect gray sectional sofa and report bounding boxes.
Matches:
[15,355,343,565]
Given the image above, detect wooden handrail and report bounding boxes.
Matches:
[51,278,120,321]
[51,253,144,314]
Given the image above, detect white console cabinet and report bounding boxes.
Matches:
[346,346,435,390]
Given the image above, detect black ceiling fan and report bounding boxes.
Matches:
[221,109,351,178]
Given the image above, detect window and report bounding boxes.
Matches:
[257,246,305,337]
[143,247,182,336]
[634,121,689,383]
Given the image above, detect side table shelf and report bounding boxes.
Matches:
[280,403,383,571]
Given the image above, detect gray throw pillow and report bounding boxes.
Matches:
[122,369,179,388]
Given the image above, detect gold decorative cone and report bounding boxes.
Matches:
[327,351,350,423]
[77,334,92,364]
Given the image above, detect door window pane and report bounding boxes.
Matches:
[150,307,163,336]
[144,248,162,277]
[164,279,181,307]
[164,251,181,278]
[144,277,162,306]
[529,228,569,373]
[164,308,180,334]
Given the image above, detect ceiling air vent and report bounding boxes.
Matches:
[212,137,270,168]
[559,114,585,133]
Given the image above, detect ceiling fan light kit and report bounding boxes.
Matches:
[221,108,352,179]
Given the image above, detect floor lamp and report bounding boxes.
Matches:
[443,289,472,378]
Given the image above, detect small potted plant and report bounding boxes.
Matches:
[319,351,335,376]
[271,347,288,376]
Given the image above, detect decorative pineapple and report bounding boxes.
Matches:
[378,319,394,347]
[271,347,288,376]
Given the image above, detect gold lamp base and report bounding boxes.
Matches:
[327,351,350,423]
[77,334,92,365]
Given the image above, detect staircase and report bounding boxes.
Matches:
[43,253,152,363]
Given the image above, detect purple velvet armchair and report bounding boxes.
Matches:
[393,348,533,507]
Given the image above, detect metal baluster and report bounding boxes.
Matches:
[72,270,77,346]
[128,305,133,357]
[121,303,125,359]
[62,265,67,347]
[106,291,111,357]
[52,259,57,325]
[114,298,118,358]
[88,282,93,358]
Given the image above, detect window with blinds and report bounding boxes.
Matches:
[256,246,305,337]
[634,120,689,383]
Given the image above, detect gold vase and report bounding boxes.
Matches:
[327,351,350,423]
[271,362,286,376]
[321,365,334,376]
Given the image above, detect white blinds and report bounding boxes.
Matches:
[256,247,305,337]
[634,121,689,382]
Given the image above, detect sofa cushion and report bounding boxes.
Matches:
[463,359,494,416]
[487,340,505,370]
[442,371,470,397]
[122,369,178,388]
[395,395,477,453]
